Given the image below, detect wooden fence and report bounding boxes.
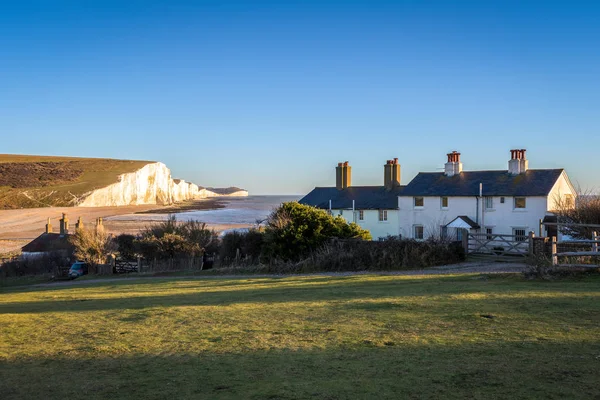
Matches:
[551,231,600,268]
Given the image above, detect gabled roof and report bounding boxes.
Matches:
[400,169,564,197]
[21,233,75,253]
[299,185,404,210]
[446,216,480,229]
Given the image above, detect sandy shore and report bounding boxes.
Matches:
[0,202,252,254]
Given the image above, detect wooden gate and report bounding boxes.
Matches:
[466,232,531,259]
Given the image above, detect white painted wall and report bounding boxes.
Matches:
[332,209,400,239]
[547,171,577,211]
[398,195,552,239]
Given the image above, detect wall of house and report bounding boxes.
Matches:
[332,209,400,239]
[398,195,550,239]
[547,171,577,211]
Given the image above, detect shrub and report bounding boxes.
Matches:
[69,228,115,272]
[296,237,465,273]
[136,216,217,260]
[0,252,70,278]
[115,234,137,260]
[219,229,265,265]
[261,202,371,262]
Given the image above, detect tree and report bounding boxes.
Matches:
[69,228,115,272]
[554,192,600,239]
[262,202,372,261]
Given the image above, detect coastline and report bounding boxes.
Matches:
[0,199,254,254]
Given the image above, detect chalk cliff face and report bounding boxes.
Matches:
[78,162,247,207]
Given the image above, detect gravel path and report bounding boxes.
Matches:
[26,262,527,288]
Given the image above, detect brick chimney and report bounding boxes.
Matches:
[59,213,69,235]
[335,161,351,190]
[45,218,52,234]
[384,158,401,190]
[509,149,529,175]
[75,217,84,230]
[444,151,463,177]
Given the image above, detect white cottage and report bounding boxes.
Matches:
[299,160,405,239]
[398,149,576,241]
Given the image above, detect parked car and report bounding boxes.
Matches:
[68,262,89,279]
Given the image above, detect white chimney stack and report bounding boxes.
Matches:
[444,151,463,177]
[508,149,528,175]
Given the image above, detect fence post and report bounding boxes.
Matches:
[461,229,468,254]
[137,256,142,273]
[528,231,535,257]
[539,219,543,237]
[551,236,558,266]
[593,231,598,253]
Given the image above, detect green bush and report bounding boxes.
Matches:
[261,202,371,262]
[219,229,264,265]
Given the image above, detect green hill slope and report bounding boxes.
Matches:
[0,154,152,209]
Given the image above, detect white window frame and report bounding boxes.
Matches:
[441,197,449,209]
[514,197,526,209]
[513,227,527,242]
[414,225,424,240]
[485,197,494,210]
[485,226,493,240]
[378,209,388,222]
[358,210,364,221]
[414,197,424,209]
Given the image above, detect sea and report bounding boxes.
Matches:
[106,195,301,227]
[174,195,301,225]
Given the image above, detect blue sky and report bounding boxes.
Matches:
[1,1,598,194]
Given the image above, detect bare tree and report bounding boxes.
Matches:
[69,228,115,272]
[553,188,600,239]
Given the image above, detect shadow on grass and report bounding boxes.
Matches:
[1,275,599,315]
[0,342,598,400]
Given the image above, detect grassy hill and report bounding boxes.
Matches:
[0,154,152,209]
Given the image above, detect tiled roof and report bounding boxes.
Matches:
[299,186,404,210]
[400,169,564,197]
[21,233,75,253]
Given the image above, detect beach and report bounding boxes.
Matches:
[0,196,299,254]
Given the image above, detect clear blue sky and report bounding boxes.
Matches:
[1,1,598,194]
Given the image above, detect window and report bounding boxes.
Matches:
[513,228,527,242]
[358,210,364,221]
[500,197,505,204]
[456,228,463,241]
[514,197,526,209]
[378,210,388,222]
[565,194,574,208]
[441,197,449,209]
[486,227,493,240]
[485,197,494,210]
[414,197,424,208]
[414,225,424,240]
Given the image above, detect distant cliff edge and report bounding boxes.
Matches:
[0,155,247,209]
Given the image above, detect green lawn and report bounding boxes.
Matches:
[1,274,599,399]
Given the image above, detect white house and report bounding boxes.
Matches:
[398,149,576,241]
[299,159,404,239]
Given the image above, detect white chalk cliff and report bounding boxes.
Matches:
[77,162,247,207]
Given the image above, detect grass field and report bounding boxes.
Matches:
[1,274,599,399]
[0,154,151,208]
